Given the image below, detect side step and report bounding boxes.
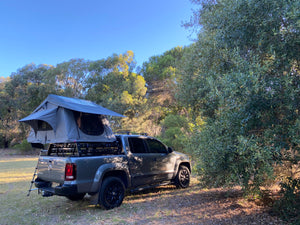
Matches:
[130,182,172,193]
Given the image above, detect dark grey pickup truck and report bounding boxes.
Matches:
[34,134,191,209]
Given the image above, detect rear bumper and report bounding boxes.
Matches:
[54,184,78,196]
[35,178,79,196]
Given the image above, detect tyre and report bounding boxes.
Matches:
[66,193,85,201]
[99,177,125,209]
[175,165,190,188]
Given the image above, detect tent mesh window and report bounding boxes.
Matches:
[38,120,52,131]
[73,111,105,135]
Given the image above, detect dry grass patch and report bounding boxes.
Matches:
[0,156,287,225]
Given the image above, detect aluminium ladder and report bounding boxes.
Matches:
[27,151,42,196]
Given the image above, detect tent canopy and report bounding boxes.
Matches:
[19,107,58,132]
[33,94,125,117]
[19,95,124,144]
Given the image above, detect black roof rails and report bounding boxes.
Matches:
[115,131,148,136]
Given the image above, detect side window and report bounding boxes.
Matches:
[146,139,168,154]
[128,137,147,153]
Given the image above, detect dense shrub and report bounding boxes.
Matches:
[272,178,300,224]
[13,139,33,153]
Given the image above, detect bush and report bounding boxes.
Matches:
[159,114,190,153]
[191,109,274,194]
[13,139,33,152]
[272,178,300,224]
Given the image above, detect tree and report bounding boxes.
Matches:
[141,46,184,83]
[52,58,90,97]
[0,64,55,146]
[141,46,186,109]
[179,0,300,193]
[159,114,191,153]
[139,47,189,137]
[86,51,147,120]
[0,77,11,147]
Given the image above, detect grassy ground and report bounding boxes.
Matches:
[0,155,287,225]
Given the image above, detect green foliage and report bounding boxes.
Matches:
[86,51,147,119]
[272,177,300,223]
[13,139,33,152]
[140,47,190,139]
[141,46,185,84]
[192,117,273,192]
[0,64,56,145]
[51,58,90,97]
[159,114,191,152]
[120,108,162,137]
[180,0,300,195]
[0,51,146,146]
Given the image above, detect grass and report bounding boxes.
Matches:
[0,156,287,225]
[0,156,193,225]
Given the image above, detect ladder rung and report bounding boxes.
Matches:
[29,188,38,191]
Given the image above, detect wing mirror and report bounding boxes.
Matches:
[167,147,173,153]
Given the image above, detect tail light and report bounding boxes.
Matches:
[65,163,76,181]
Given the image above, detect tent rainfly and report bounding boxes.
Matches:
[19,94,125,144]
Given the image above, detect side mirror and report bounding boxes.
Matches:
[167,147,173,153]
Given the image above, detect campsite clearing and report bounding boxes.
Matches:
[0,153,287,225]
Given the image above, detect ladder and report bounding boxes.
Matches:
[27,151,41,196]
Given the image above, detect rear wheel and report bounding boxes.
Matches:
[99,177,125,209]
[175,165,190,188]
[66,193,85,201]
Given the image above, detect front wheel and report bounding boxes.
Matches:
[99,177,125,209]
[175,165,190,188]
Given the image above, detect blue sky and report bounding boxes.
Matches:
[0,0,196,78]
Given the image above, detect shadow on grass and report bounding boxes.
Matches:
[0,180,287,225]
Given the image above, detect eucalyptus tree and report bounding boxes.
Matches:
[52,58,90,97]
[0,64,55,146]
[86,51,147,120]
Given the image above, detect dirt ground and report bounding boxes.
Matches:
[120,184,287,225]
[0,150,288,224]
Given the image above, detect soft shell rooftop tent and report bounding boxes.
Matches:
[20,94,124,144]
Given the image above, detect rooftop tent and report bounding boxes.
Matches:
[19,94,125,144]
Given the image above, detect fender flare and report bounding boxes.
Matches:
[173,160,191,179]
[89,163,131,193]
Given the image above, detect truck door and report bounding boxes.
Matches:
[144,138,176,182]
[127,137,157,187]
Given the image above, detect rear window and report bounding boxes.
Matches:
[128,137,147,153]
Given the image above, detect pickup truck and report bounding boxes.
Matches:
[33,134,191,209]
